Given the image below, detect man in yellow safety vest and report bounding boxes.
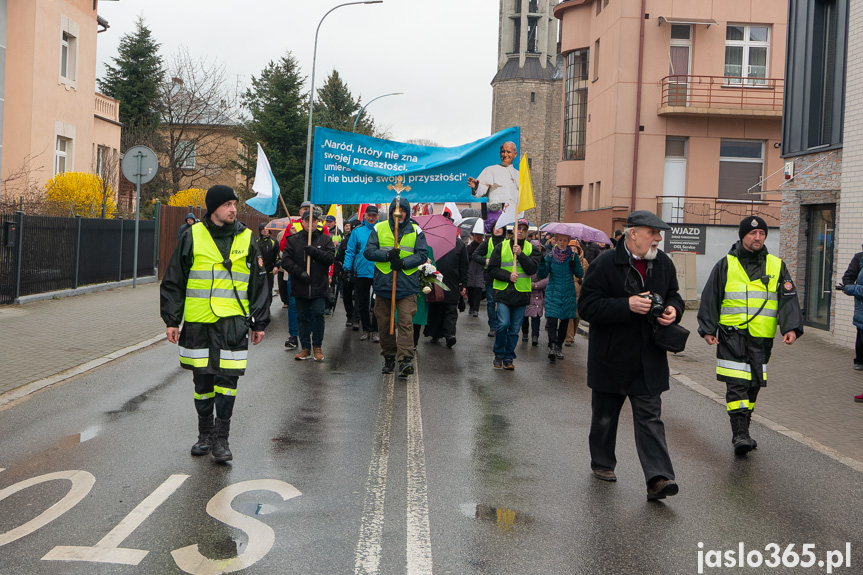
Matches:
[160,185,270,463]
[697,216,803,456]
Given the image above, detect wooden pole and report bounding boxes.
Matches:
[389,202,400,335]
[279,194,291,218]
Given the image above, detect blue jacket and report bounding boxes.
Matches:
[538,251,584,319]
[843,267,863,330]
[344,219,376,279]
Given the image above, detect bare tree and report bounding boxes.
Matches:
[0,152,48,213]
[158,48,240,193]
[405,138,441,147]
[91,147,121,218]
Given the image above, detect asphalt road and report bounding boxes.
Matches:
[1,302,862,575]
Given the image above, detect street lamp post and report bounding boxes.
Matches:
[303,1,383,202]
[353,92,403,133]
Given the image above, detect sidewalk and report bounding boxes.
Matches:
[1,285,860,469]
[669,312,863,468]
[0,283,165,399]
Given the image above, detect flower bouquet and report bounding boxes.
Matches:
[418,262,449,298]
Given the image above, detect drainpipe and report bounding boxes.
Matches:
[630,0,647,212]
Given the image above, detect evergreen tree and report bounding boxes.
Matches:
[98,17,165,139]
[237,52,309,215]
[315,69,375,136]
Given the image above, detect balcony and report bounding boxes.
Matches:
[655,196,781,226]
[95,92,120,123]
[658,75,783,119]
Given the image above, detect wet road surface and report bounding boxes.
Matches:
[1,302,862,574]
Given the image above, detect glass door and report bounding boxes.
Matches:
[804,205,835,330]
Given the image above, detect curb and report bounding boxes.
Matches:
[15,276,159,305]
[0,334,165,409]
[671,371,863,474]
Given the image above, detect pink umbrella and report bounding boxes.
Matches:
[543,222,612,245]
[412,214,460,258]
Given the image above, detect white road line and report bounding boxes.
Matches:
[406,363,433,575]
[354,374,395,575]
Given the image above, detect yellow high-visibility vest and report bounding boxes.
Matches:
[374,221,421,276]
[184,223,252,323]
[719,253,782,338]
[493,240,533,292]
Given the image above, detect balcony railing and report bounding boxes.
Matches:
[658,75,783,118]
[655,196,781,226]
[95,92,120,123]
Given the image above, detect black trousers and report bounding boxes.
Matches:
[521,316,540,336]
[342,280,356,321]
[589,390,675,483]
[425,302,458,339]
[276,272,290,305]
[265,272,274,308]
[856,328,863,364]
[546,317,570,346]
[467,286,483,313]
[193,372,238,421]
[355,277,378,332]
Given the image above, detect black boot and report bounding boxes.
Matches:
[211,418,233,463]
[382,356,396,374]
[548,345,556,361]
[191,414,214,456]
[745,411,758,449]
[398,358,414,379]
[730,414,754,456]
[554,344,565,360]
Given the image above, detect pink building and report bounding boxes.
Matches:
[1,0,121,205]
[554,0,787,234]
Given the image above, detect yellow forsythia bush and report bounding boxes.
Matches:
[167,188,207,208]
[45,172,116,218]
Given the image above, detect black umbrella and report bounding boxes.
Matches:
[460,208,481,218]
[458,217,482,237]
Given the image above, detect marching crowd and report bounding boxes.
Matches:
[164,184,863,501]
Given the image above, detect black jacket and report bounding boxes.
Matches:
[487,238,541,307]
[577,240,684,396]
[364,196,429,300]
[280,228,335,299]
[472,234,506,285]
[256,235,278,272]
[435,240,469,304]
[697,241,804,339]
[160,218,270,331]
[841,247,863,286]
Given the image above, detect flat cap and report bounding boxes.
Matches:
[300,201,312,208]
[626,210,671,231]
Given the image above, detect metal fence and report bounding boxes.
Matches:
[0,212,156,305]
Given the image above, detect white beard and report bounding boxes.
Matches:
[644,246,659,260]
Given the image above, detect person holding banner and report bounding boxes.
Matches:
[364,196,429,378]
[487,219,540,370]
[279,209,335,362]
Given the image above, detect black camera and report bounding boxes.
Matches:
[642,293,665,318]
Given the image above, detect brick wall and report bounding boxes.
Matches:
[491,77,562,224]
[835,0,863,349]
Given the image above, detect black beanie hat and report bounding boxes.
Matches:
[205,185,238,215]
[739,216,768,240]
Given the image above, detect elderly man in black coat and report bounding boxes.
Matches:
[577,210,685,501]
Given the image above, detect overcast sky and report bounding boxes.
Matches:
[96,0,500,147]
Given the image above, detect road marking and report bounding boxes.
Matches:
[0,470,95,547]
[406,363,433,575]
[42,474,190,564]
[171,479,301,575]
[354,374,395,575]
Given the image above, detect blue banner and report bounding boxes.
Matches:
[310,127,520,204]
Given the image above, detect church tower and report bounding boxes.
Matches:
[491,0,562,224]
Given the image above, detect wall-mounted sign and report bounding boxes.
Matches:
[664,224,706,254]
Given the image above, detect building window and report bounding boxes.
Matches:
[526,17,539,53]
[596,0,602,16]
[55,137,72,175]
[59,31,77,81]
[176,140,196,169]
[96,146,111,179]
[724,25,769,85]
[563,49,589,161]
[809,0,839,148]
[718,140,763,199]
